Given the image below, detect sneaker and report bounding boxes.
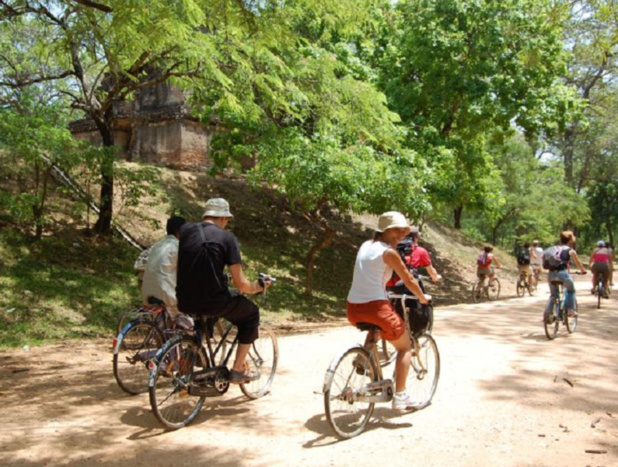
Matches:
[229,369,260,384]
[392,392,418,412]
[567,309,577,318]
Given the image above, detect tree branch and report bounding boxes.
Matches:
[0,70,75,87]
[72,0,113,13]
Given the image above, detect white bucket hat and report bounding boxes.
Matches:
[203,198,234,218]
[376,211,411,234]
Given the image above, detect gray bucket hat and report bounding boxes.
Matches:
[203,198,234,218]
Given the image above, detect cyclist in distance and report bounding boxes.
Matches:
[530,240,543,284]
[346,211,430,412]
[141,215,193,329]
[545,230,586,317]
[476,245,501,282]
[176,198,272,384]
[409,227,442,284]
[516,242,532,285]
[589,240,611,298]
[384,226,441,293]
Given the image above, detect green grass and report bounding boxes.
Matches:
[0,229,139,347]
[0,219,356,349]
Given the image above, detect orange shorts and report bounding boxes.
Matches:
[346,300,405,341]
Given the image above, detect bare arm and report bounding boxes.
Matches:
[426,264,442,282]
[569,251,586,274]
[492,255,502,268]
[228,264,270,294]
[383,249,429,304]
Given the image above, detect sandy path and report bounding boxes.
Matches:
[1,275,616,467]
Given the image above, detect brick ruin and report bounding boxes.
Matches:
[69,81,212,169]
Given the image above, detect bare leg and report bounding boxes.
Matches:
[232,343,251,373]
[391,332,412,392]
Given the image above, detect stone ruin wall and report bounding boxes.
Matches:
[69,81,213,170]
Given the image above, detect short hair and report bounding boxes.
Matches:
[523,242,530,248]
[559,230,575,245]
[166,215,186,236]
[484,245,493,253]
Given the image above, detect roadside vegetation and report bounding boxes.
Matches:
[1,1,616,346]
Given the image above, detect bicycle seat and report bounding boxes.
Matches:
[550,280,563,287]
[356,322,381,332]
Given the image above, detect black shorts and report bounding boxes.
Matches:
[193,291,260,344]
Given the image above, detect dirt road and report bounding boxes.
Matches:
[1,275,617,467]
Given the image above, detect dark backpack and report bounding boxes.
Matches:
[394,299,431,337]
[517,248,531,265]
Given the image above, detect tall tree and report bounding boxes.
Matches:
[376,0,569,228]
[0,0,216,233]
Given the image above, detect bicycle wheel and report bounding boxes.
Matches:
[528,279,537,296]
[543,300,559,340]
[516,278,525,297]
[324,347,377,439]
[488,278,501,300]
[565,299,578,334]
[116,306,149,334]
[149,336,208,429]
[113,320,164,395]
[407,334,440,409]
[597,280,603,309]
[378,339,397,367]
[472,281,483,303]
[240,325,279,399]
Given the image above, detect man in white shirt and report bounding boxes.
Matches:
[141,215,192,328]
[530,240,544,285]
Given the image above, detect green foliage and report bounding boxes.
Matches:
[0,103,83,237]
[248,128,429,217]
[375,0,569,224]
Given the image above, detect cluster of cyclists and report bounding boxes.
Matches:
[123,202,613,434]
[476,231,614,318]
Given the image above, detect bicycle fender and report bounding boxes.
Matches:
[112,331,124,355]
[322,344,366,394]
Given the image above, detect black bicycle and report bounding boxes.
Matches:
[593,274,609,309]
[148,275,279,429]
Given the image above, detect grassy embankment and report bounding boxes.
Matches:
[0,164,521,348]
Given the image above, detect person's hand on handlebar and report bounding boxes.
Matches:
[258,273,276,293]
[418,293,431,305]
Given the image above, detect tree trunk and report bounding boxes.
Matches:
[93,115,115,234]
[305,222,335,296]
[563,127,575,188]
[453,205,463,230]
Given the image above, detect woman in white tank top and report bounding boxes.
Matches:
[346,212,430,412]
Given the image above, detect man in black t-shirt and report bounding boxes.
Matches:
[177,198,272,384]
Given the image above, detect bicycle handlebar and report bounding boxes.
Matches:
[258,272,276,301]
[387,292,432,303]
